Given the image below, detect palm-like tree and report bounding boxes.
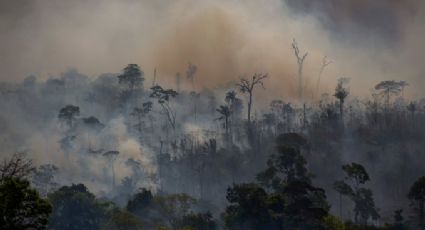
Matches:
[216,105,231,136]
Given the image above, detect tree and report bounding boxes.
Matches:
[126,188,154,217]
[175,212,216,230]
[408,176,425,230]
[0,153,34,180]
[291,39,308,102]
[407,101,417,122]
[315,56,332,100]
[333,78,350,123]
[31,164,59,197]
[216,105,231,137]
[236,73,268,127]
[226,134,329,230]
[334,163,379,225]
[150,85,178,131]
[118,64,144,93]
[130,102,153,137]
[103,151,120,190]
[186,62,198,91]
[102,210,143,230]
[82,116,104,148]
[374,80,408,112]
[48,184,111,230]
[224,183,273,230]
[58,105,80,128]
[0,178,52,230]
[118,64,144,111]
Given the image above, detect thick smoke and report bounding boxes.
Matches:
[1,0,425,99]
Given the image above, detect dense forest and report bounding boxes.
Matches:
[1,58,425,229]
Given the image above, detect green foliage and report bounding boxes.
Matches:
[335,163,379,225]
[224,183,274,230]
[102,210,144,230]
[323,215,346,230]
[175,212,216,230]
[47,184,112,230]
[256,143,310,191]
[126,189,209,230]
[0,178,52,230]
[225,135,329,230]
[342,163,370,186]
[408,176,425,230]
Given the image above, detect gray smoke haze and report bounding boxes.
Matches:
[0,0,425,99]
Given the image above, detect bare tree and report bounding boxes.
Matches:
[0,153,34,180]
[292,39,308,102]
[236,73,268,127]
[315,56,332,100]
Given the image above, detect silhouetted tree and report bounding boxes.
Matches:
[216,105,231,137]
[291,39,308,102]
[236,73,268,127]
[333,78,350,123]
[48,184,111,230]
[334,163,379,225]
[374,80,407,112]
[58,105,80,128]
[103,150,120,190]
[315,56,332,100]
[186,62,198,91]
[118,64,144,93]
[0,178,52,230]
[408,176,425,230]
[150,85,178,131]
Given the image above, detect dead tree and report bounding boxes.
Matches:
[236,73,268,127]
[291,39,308,102]
[0,153,34,180]
[315,56,332,100]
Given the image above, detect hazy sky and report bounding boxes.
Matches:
[1,0,424,99]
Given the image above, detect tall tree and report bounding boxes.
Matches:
[150,85,178,132]
[291,39,308,102]
[216,105,231,137]
[117,64,144,93]
[333,78,350,124]
[186,62,198,91]
[118,64,144,109]
[236,73,268,127]
[333,163,379,225]
[374,80,408,112]
[315,56,332,100]
[103,150,120,190]
[58,105,80,129]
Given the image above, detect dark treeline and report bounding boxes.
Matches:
[1,61,425,230]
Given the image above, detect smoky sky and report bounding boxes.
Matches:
[284,0,417,45]
[1,0,425,99]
